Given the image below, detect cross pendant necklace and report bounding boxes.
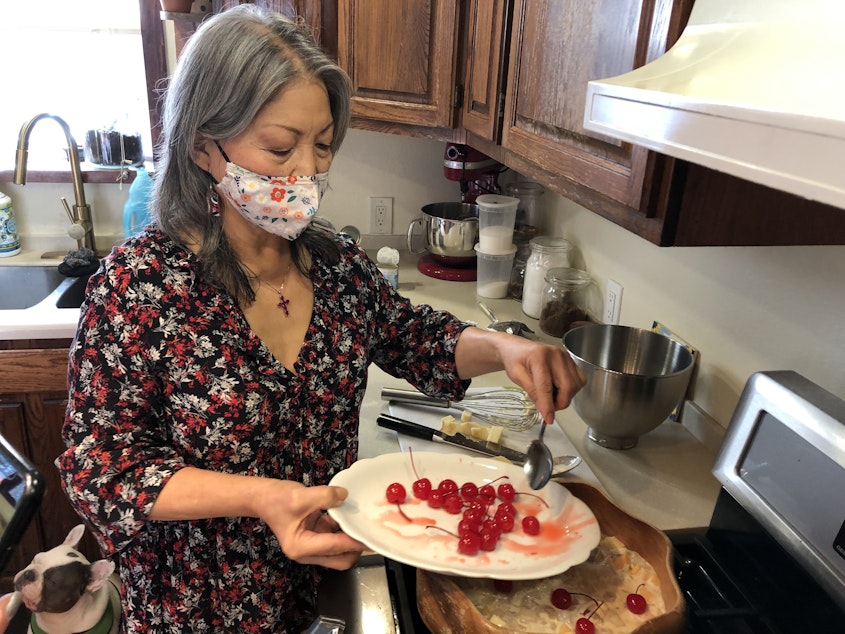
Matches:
[258,260,293,317]
[276,287,291,316]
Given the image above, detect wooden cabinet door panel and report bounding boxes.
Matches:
[0,404,43,589]
[501,0,677,208]
[0,348,103,586]
[338,0,461,128]
[462,0,511,141]
[0,392,100,566]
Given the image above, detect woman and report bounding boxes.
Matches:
[57,5,584,632]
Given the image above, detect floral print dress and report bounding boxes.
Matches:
[57,228,470,633]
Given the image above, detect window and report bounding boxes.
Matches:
[0,0,151,170]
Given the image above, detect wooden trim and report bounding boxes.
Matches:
[0,349,69,393]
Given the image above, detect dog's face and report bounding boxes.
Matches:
[13,543,93,613]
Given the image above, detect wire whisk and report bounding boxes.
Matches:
[381,387,540,431]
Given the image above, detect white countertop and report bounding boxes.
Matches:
[0,246,722,529]
[359,251,722,531]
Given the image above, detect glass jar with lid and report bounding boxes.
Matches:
[505,181,544,228]
[538,268,592,337]
[507,239,532,300]
[521,236,573,318]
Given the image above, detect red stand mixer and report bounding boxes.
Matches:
[414,144,504,281]
[443,143,503,204]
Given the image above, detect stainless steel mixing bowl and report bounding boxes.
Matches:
[563,324,695,449]
[407,202,479,266]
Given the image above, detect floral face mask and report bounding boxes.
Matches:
[214,141,328,240]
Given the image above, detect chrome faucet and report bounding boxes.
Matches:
[14,113,96,253]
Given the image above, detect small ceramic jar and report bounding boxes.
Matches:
[0,192,22,258]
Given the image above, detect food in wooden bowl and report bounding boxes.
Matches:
[417,482,685,633]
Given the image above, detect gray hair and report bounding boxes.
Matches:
[153,4,351,304]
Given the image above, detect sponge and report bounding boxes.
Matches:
[58,248,100,277]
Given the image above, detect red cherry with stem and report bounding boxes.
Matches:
[550,588,572,609]
[457,518,480,535]
[575,600,603,634]
[493,513,514,533]
[480,529,499,551]
[463,506,485,524]
[412,477,432,500]
[444,494,464,514]
[460,482,479,500]
[438,479,458,495]
[478,484,496,503]
[386,482,406,504]
[481,518,502,537]
[495,501,516,517]
[496,482,515,502]
[427,490,444,509]
[626,583,648,614]
[522,515,540,535]
[458,532,481,555]
[467,499,488,515]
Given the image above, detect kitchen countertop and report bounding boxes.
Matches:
[0,246,723,530]
[358,251,723,532]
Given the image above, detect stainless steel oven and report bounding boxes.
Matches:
[317,371,845,633]
[667,370,845,632]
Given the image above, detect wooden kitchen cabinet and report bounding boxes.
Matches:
[0,342,101,593]
[500,0,682,210]
[461,0,511,142]
[461,0,698,245]
[337,0,463,139]
[144,1,845,245]
[342,0,845,246]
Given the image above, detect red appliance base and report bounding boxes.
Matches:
[417,255,477,281]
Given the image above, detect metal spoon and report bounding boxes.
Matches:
[524,420,555,489]
[477,301,535,338]
[551,454,582,476]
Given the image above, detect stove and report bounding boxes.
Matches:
[665,370,845,632]
[317,371,845,633]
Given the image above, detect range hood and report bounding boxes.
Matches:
[584,0,845,209]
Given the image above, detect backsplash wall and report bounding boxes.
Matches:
[5,128,844,427]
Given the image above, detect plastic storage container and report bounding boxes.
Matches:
[538,267,592,337]
[475,194,519,252]
[475,244,517,298]
[521,236,573,318]
[0,192,21,257]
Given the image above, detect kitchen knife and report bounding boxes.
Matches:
[376,414,582,476]
[377,413,526,461]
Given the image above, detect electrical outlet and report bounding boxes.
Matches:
[604,279,623,324]
[369,196,393,234]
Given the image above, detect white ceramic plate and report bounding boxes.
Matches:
[328,451,601,580]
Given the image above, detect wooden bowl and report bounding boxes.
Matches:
[417,481,685,633]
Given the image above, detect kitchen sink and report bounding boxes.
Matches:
[0,266,90,310]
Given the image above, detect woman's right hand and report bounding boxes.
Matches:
[257,480,366,570]
[150,468,366,570]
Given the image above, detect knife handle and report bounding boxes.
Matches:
[376,414,437,441]
[380,388,451,408]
